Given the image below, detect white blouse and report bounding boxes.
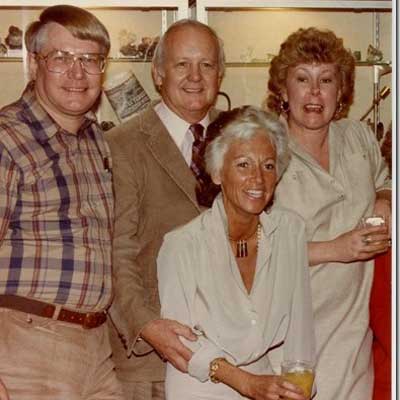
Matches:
[157,195,315,399]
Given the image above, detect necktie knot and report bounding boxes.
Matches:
[189,124,204,142]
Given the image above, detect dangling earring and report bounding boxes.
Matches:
[280,99,290,114]
[334,101,343,119]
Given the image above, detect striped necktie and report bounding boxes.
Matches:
[189,123,205,182]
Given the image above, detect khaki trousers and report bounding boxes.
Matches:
[0,308,124,400]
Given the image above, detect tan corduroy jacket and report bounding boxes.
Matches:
[106,103,217,382]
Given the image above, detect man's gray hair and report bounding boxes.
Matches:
[152,19,225,77]
[206,106,291,180]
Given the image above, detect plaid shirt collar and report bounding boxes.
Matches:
[19,81,97,144]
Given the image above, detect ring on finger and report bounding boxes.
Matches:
[363,236,372,244]
[388,238,392,247]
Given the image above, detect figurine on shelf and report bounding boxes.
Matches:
[119,42,138,57]
[366,44,383,62]
[118,29,137,47]
[352,50,361,61]
[239,46,254,62]
[137,36,159,60]
[5,25,22,49]
[119,35,159,59]
[0,41,7,56]
[118,29,137,57]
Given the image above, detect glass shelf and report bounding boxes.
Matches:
[0,57,155,63]
[0,57,392,68]
[224,61,391,67]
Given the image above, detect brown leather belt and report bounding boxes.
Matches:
[0,294,107,329]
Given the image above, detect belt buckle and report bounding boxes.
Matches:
[83,311,105,329]
[83,312,96,329]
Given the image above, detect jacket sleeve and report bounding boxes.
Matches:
[106,128,159,355]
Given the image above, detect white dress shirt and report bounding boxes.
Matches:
[154,101,209,166]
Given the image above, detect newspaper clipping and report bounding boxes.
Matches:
[104,71,151,122]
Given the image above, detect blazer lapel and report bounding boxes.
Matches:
[141,106,202,212]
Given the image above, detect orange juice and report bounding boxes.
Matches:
[282,370,314,399]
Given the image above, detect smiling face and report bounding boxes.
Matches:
[29,23,104,132]
[283,63,341,136]
[214,131,277,224]
[153,24,222,124]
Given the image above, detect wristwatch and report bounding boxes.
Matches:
[209,357,225,384]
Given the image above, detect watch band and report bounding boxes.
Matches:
[209,357,225,383]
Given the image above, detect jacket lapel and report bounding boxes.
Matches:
[140,106,202,212]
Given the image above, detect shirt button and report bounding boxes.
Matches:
[251,319,257,326]
[339,194,345,200]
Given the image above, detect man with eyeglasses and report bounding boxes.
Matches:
[0,5,123,400]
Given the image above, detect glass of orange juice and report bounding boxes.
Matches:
[281,360,314,399]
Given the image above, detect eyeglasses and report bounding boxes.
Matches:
[35,50,107,75]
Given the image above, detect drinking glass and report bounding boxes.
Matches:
[359,215,386,228]
[281,360,314,399]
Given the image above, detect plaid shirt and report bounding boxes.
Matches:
[0,82,113,311]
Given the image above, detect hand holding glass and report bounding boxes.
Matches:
[359,215,389,246]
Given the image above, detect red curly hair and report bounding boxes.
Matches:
[265,27,355,120]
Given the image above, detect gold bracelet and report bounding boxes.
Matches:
[209,357,225,384]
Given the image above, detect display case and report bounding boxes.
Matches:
[0,1,189,124]
[193,0,392,135]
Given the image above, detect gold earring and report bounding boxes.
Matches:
[334,102,343,119]
[280,99,289,113]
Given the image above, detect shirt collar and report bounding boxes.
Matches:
[154,101,209,148]
[287,121,346,168]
